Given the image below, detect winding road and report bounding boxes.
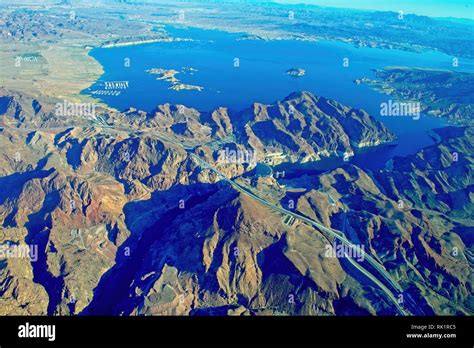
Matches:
[4,119,420,315]
[189,153,419,316]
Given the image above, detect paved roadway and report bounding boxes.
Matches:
[3,120,420,315]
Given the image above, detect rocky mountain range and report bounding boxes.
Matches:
[0,87,472,316]
[356,68,474,125]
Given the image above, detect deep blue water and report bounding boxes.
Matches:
[83,25,474,170]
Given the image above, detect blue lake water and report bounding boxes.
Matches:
[83,25,474,170]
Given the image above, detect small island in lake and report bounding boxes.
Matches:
[146,67,203,91]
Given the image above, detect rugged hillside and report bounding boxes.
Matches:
[0,89,471,316]
[282,126,474,315]
[116,91,395,165]
[118,126,473,316]
[228,91,395,163]
[356,68,474,125]
[84,184,396,316]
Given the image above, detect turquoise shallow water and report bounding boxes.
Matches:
[83,25,474,169]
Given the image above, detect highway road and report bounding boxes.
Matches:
[3,121,418,315]
[190,153,416,316]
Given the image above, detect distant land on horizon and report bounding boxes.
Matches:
[274,0,474,20]
[2,0,473,20]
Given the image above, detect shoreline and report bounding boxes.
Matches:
[0,41,106,108]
